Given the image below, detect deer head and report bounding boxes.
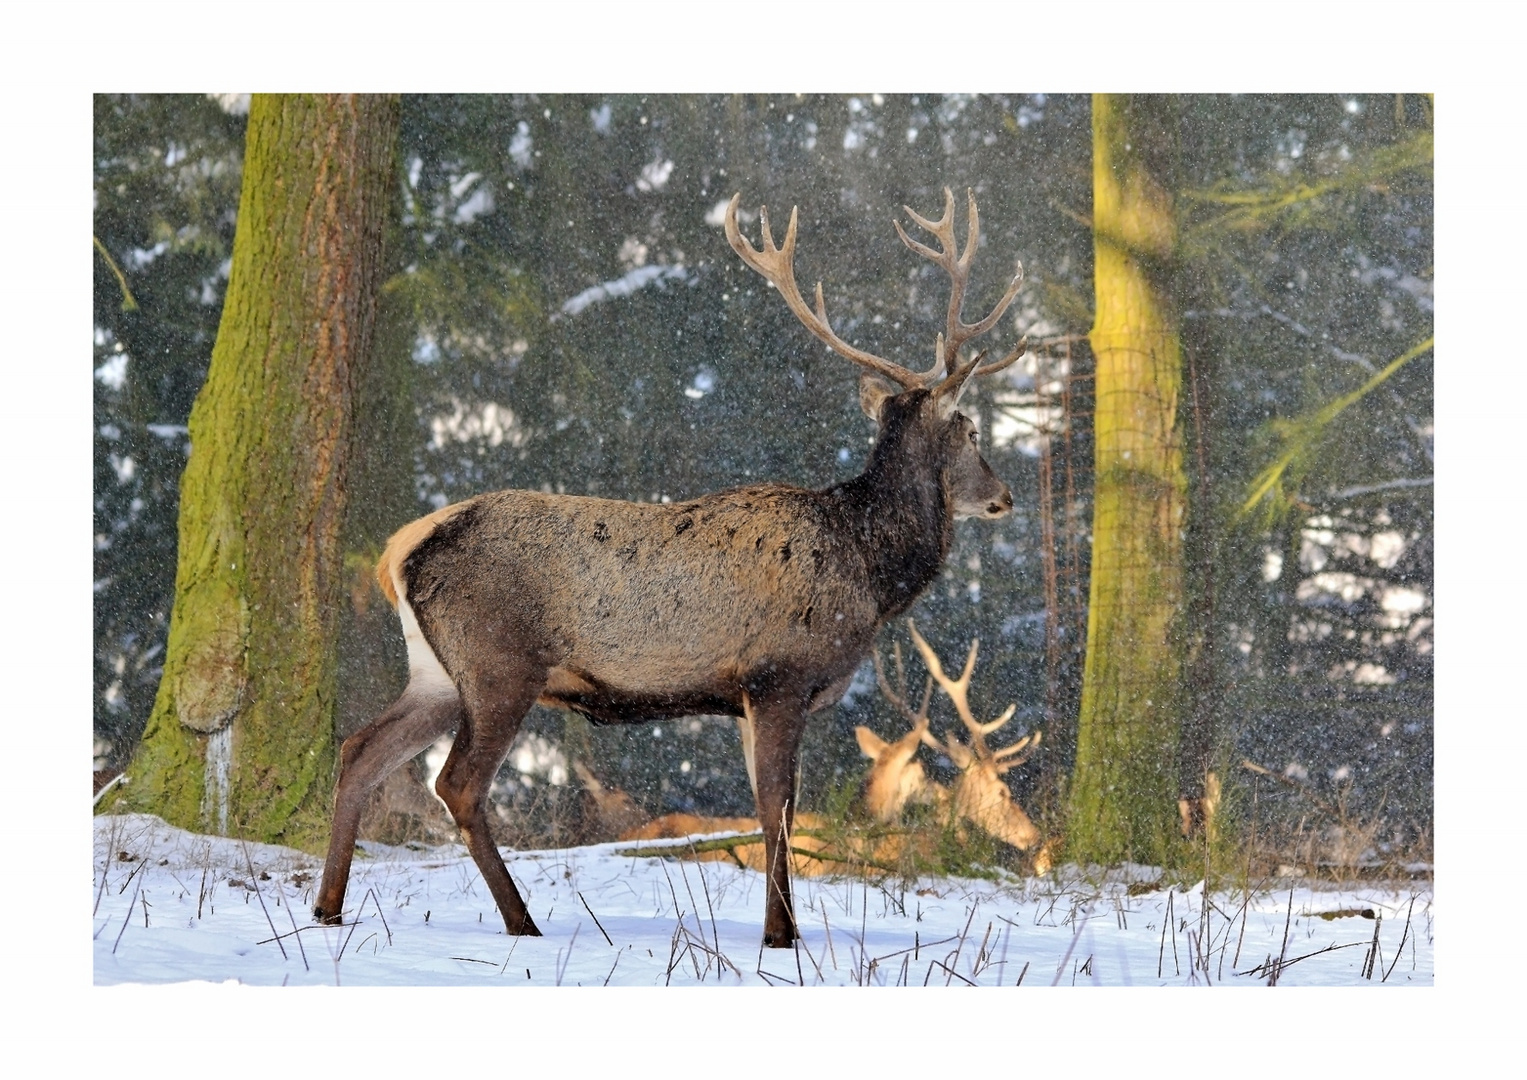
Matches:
[725,189,1025,522]
[857,637,948,823]
[900,621,1049,870]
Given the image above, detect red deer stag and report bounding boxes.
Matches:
[314,188,1028,947]
[864,621,1049,872]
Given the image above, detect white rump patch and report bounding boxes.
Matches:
[397,596,456,698]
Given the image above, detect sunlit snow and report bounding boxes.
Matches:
[95,354,128,390]
[557,265,693,320]
[428,398,523,450]
[93,814,1432,987]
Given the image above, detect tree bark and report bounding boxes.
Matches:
[111,95,400,849]
[1066,95,1188,865]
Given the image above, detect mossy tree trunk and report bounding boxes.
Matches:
[1066,95,1189,866]
[111,95,400,850]
[335,242,420,744]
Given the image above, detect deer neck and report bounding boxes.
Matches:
[834,421,952,620]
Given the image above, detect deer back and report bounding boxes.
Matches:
[395,486,885,724]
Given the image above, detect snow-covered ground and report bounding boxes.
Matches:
[93,813,1431,987]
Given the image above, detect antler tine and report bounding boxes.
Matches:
[959,260,1025,340]
[916,670,934,719]
[932,337,1029,416]
[895,188,966,372]
[895,188,1027,394]
[929,334,948,382]
[907,619,996,754]
[872,643,930,733]
[871,644,905,712]
[927,728,973,768]
[959,636,980,684]
[725,193,931,391]
[908,620,975,702]
[993,730,1034,758]
[994,729,1040,760]
[969,702,1016,739]
[940,263,1026,389]
[895,187,958,275]
[969,336,1030,380]
[993,731,1042,775]
[888,639,936,721]
[959,187,980,273]
[906,620,961,694]
[938,297,1023,406]
[899,186,957,241]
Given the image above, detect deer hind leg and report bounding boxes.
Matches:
[746,689,810,948]
[315,688,462,924]
[434,665,546,936]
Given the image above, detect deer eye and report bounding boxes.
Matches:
[968,430,979,446]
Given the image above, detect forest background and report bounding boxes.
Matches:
[92,90,1434,878]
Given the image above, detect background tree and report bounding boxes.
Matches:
[1066,95,1190,865]
[109,95,400,848]
[1066,95,1433,868]
[1178,96,1433,857]
[93,95,246,777]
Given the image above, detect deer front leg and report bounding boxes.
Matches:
[315,690,462,925]
[745,689,809,948]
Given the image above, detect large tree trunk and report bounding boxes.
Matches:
[111,95,400,849]
[1066,95,1189,865]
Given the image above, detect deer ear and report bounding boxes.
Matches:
[855,726,889,759]
[859,375,897,421]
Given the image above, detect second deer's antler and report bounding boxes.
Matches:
[905,619,1040,775]
[903,620,1047,862]
[859,638,945,823]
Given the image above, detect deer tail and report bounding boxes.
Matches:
[375,501,472,609]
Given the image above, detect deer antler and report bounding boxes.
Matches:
[894,188,1028,395]
[866,623,1047,865]
[871,637,934,729]
[858,640,946,823]
[903,620,1046,860]
[906,619,1041,775]
[725,190,1028,396]
[725,194,939,391]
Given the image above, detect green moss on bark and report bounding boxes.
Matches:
[111,95,399,850]
[1066,95,1190,867]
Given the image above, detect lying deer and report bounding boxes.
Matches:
[599,620,1050,878]
[860,620,1051,873]
[315,189,1029,947]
